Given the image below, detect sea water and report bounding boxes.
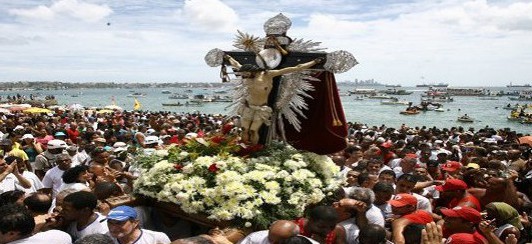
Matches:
[2,85,531,134]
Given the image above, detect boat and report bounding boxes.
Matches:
[434,108,445,112]
[380,98,409,105]
[185,101,203,107]
[127,92,146,97]
[348,89,377,95]
[368,94,393,99]
[507,116,521,121]
[479,97,498,100]
[457,115,474,123]
[383,89,413,95]
[416,83,449,88]
[353,96,364,101]
[162,90,171,94]
[385,84,402,88]
[213,89,228,94]
[169,94,189,99]
[446,88,484,96]
[507,83,531,88]
[162,103,183,106]
[400,109,420,115]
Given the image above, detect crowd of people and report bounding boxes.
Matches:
[1,108,532,244]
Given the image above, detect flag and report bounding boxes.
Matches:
[134,98,141,110]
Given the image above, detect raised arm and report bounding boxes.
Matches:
[268,57,323,77]
[224,55,242,69]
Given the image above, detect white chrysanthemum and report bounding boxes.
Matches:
[264,181,281,192]
[182,164,194,174]
[216,170,241,184]
[260,191,281,204]
[195,156,216,168]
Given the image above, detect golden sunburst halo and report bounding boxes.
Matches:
[233,30,264,52]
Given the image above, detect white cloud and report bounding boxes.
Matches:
[9,0,112,23]
[176,0,238,33]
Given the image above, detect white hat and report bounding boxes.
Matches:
[14,125,25,131]
[21,134,34,140]
[146,129,156,135]
[47,139,67,150]
[434,140,444,145]
[144,136,159,145]
[113,142,127,148]
[185,132,198,139]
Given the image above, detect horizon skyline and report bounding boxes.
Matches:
[1,0,532,86]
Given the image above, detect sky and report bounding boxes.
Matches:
[1,0,532,86]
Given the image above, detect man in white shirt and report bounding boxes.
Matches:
[106,205,170,244]
[62,191,109,241]
[395,173,432,212]
[42,154,72,198]
[2,156,43,194]
[0,203,71,244]
[239,220,301,244]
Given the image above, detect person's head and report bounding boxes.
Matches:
[0,204,35,243]
[441,161,462,176]
[106,206,140,239]
[330,152,347,168]
[47,139,67,154]
[373,182,394,205]
[358,173,378,189]
[0,190,25,206]
[74,233,114,244]
[62,165,91,184]
[306,206,338,237]
[366,159,383,174]
[23,192,52,215]
[400,154,418,172]
[378,169,396,185]
[56,154,72,171]
[238,64,264,78]
[93,182,123,200]
[358,224,387,244]
[389,193,418,216]
[91,147,110,165]
[441,206,481,237]
[61,191,98,221]
[485,202,523,229]
[346,187,374,211]
[395,174,418,194]
[0,139,13,152]
[403,224,425,244]
[436,179,468,200]
[346,170,361,187]
[268,220,300,244]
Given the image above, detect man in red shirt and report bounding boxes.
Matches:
[435,179,481,211]
[66,122,80,143]
[389,193,434,244]
[441,206,487,243]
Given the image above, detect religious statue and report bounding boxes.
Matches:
[223,54,324,144]
[205,13,358,154]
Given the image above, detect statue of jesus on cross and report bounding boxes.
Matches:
[224,54,324,144]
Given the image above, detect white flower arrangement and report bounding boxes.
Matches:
[134,140,344,229]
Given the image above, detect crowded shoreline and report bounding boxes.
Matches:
[1,107,532,243]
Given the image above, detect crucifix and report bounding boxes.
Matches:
[205,13,357,153]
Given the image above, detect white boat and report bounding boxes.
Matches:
[380,99,409,105]
[368,94,393,99]
[161,90,171,94]
[127,92,146,97]
[457,115,474,123]
[169,94,189,99]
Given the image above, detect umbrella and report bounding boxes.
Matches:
[518,136,532,146]
[96,109,114,114]
[9,106,28,112]
[23,107,52,114]
[104,105,123,111]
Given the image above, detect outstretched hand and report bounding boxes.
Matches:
[421,222,443,244]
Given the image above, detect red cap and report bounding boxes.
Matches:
[445,233,485,244]
[441,206,482,223]
[435,179,468,192]
[381,142,393,148]
[441,161,462,172]
[388,193,417,207]
[404,153,418,159]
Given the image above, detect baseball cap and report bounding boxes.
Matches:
[14,125,25,131]
[54,131,67,137]
[146,128,156,135]
[466,163,480,169]
[440,206,482,224]
[388,193,417,207]
[93,137,106,143]
[47,139,67,149]
[113,142,127,148]
[144,135,159,145]
[441,161,462,172]
[380,142,392,148]
[106,206,137,221]
[445,233,485,244]
[21,134,34,140]
[435,179,468,192]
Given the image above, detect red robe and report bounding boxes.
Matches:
[283,71,348,155]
